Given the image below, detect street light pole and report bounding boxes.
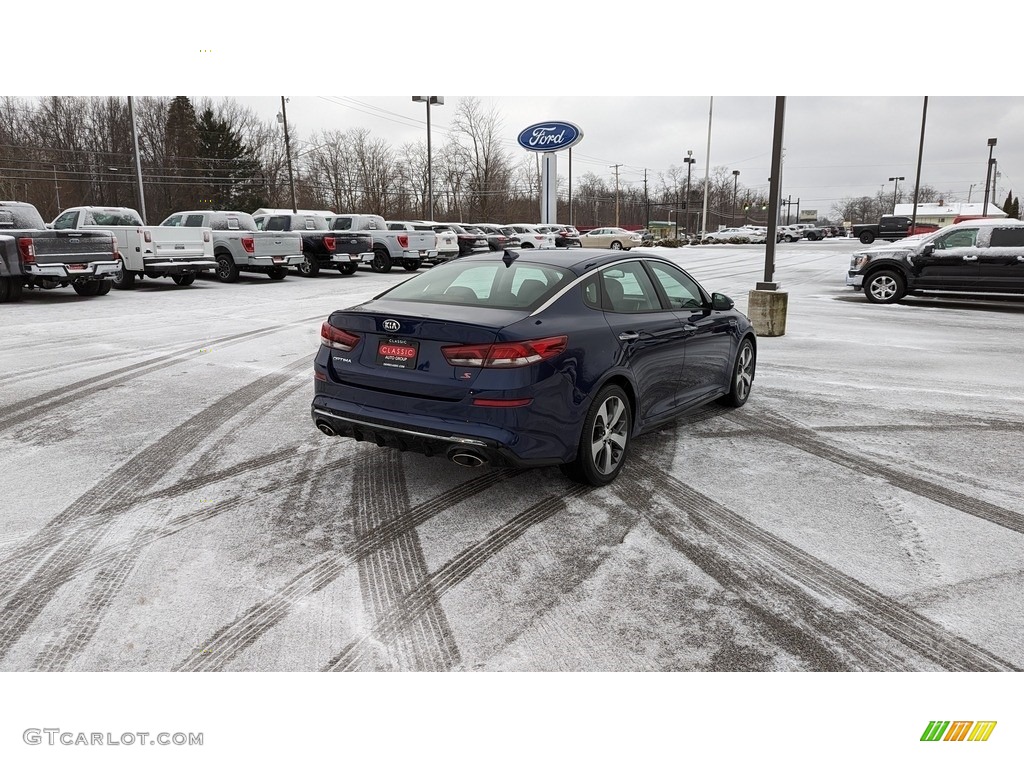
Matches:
[732,169,740,226]
[412,96,444,220]
[888,176,905,212]
[683,151,695,236]
[983,137,997,216]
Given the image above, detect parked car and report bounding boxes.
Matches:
[793,223,825,241]
[776,225,804,242]
[326,214,436,273]
[51,206,214,288]
[0,200,118,301]
[472,223,522,251]
[387,220,458,265]
[702,228,764,244]
[536,224,582,248]
[432,223,490,257]
[160,210,303,281]
[311,249,756,486]
[578,227,643,250]
[252,212,347,277]
[846,218,1024,303]
[505,224,557,249]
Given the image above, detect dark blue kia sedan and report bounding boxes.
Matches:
[311,249,756,486]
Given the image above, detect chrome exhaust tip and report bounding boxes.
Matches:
[316,421,337,437]
[446,447,487,468]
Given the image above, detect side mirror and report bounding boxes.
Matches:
[711,292,734,311]
[922,243,935,256]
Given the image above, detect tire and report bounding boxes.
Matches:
[859,231,875,244]
[112,262,135,289]
[297,253,320,277]
[560,384,632,487]
[864,270,906,304]
[337,263,357,275]
[95,280,112,295]
[784,235,795,242]
[172,274,196,286]
[73,281,101,297]
[721,337,755,407]
[0,276,23,303]
[370,248,392,273]
[215,253,239,282]
[403,261,421,272]
[268,267,287,280]
[610,240,623,250]
[521,243,534,248]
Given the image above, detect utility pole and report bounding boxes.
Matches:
[643,169,649,233]
[610,164,622,227]
[684,151,695,237]
[279,96,297,214]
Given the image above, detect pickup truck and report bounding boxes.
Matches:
[326,214,437,273]
[160,210,304,282]
[1,201,119,301]
[387,220,458,264]
[252,212,366,276]
[50,206,215,289]
[851,215,939,244]
[847,218,1024,304]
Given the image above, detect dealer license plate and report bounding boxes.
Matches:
[376,337,419,370]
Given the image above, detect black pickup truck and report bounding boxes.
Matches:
[0,201,119,302]
[252,212,371,276]
[851,215,940,244]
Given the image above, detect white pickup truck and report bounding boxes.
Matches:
[51,206,215,289]
[326,213,437,273]
[160,210,303,281]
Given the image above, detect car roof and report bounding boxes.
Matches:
[453,248,677,276]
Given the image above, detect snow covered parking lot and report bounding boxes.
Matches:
[2,239,1023,672]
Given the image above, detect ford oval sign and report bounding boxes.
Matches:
[517,121,583,152]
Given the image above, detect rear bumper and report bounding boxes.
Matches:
[143,259,216,273]
[335,252,374,264]
[310,403,557,468]
[26,261,119,279]
[251,255,304,267]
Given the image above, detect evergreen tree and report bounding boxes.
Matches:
[196,108,265,211]
[163,96,201,212]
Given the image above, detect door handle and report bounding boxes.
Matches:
[617,331,640,342]
[962,255,979,261]
[682,324,697,333]
[1017,256,1024,262]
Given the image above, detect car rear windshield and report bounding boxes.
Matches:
[0,204,45,229]
[85,209,144,227]
[210,212,257,230]
[380,259,571,310]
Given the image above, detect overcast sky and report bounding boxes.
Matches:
[234,94,1020,220]
[16,4,1021,222]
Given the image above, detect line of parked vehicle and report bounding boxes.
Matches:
[1,201,615,302]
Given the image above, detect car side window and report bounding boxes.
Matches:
[582,275,601,309]
[935,229,978,249]
[53,211,79,229]
[601,262,662,313]
[990,227,1024,247]
[647,262,705,309]
[163,214,183,227]
[184,214,205,227]
[265,216,288,231]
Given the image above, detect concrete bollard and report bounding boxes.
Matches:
[747,283,789,337]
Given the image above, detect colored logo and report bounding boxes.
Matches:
[517,121,583,152]
[921,721,997,742]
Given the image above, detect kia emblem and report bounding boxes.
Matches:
[382,319,401,332]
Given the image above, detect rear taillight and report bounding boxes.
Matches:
[111,235,118,254]
[472,397,534,407]
[17,237,35,264]
[320,322,360,351]
[143,229,152,243]
[323,236,336,253]
[397,234,409,248]
[203,230,211,243]
[241,236,255,254]
[442,336,567,368]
